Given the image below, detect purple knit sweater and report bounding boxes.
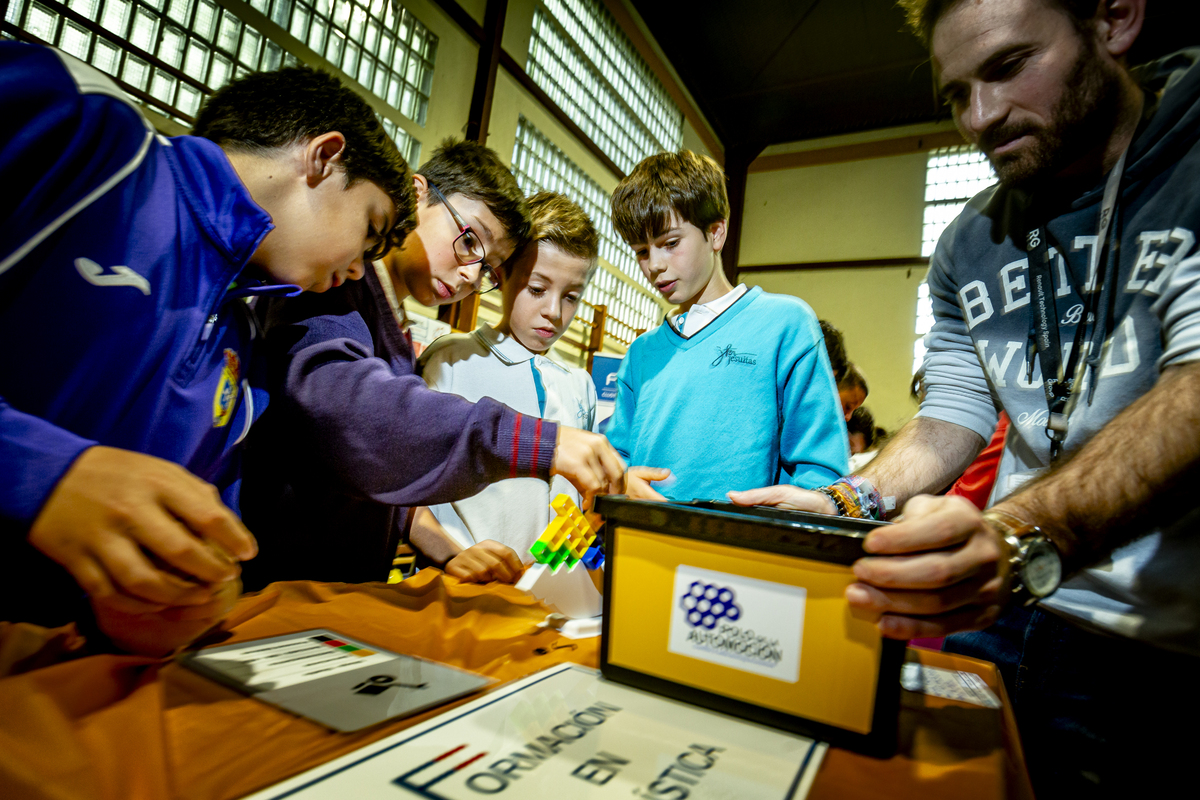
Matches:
[239,265,558,587]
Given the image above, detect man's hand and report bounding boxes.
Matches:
[727,484,837,515]
[624,466,670,501]
[27,446,258,614]
[847,494,1011,639]
[550,428,626,509]
[444,540,524,584]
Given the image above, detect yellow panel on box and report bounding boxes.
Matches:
[607,527,882,735]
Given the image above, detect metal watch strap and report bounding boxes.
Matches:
[982,510,1059,606]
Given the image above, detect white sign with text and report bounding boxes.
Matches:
[245,664,825,800]
[668,565,807,683]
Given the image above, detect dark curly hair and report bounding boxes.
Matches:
[191,65,417,254]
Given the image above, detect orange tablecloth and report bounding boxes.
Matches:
[0,571,1031,800]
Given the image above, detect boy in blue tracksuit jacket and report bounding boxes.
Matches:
[0,43,412,650]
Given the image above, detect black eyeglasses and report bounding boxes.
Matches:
[427,181,502,294]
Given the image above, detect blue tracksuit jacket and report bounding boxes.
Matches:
[0,43,295,622]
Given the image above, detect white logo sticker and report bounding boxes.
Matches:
[75,257,151,295]
[668,565,806,683]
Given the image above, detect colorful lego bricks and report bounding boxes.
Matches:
[530,494,598,572]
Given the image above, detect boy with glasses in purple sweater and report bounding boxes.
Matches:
[241,140,625,588]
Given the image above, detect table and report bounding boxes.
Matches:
[0,571,1032,800]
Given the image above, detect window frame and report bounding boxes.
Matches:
[511,115,666,350]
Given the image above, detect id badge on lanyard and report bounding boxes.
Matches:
[1024,149,1127,464]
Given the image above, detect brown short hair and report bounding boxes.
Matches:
[839,364,869,396]
[523,191,600,279]
[504,191,600,284]
[898,0,1099,47]
[611,150,729,245]
[417,139,530,248]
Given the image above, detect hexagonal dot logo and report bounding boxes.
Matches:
[679,581,742,629]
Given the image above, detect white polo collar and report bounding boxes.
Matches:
[670,283,748,337]
[474,323,569,373]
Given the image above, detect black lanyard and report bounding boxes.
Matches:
[1024,149,1127,463]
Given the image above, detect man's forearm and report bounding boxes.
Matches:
[860,416,986,512]
[996,361,1200,570]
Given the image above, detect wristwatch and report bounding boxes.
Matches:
[982,510,1063,606]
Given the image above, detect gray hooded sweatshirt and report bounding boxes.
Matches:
[921,49,1200,655]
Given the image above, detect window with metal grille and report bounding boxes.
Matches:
[922,145,995,258]
[5,0,298,121]
[511,115,662,347]
[378,117,420,166]
[527,0,682,174]
[4,0,425,164]
[286,0,436,127]
[914,145,996,373]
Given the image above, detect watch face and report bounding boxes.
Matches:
[1023,539,1062,597]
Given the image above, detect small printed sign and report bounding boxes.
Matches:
[182,630,493,732]
[668,565,807,683]
[192,632,395,691]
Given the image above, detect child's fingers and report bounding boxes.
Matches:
[596,444,626,493]
[445,552,487,582]
[124,505,241,589]
[627,475,668,501]
[161,476,257,562]
[70,555,169,615]
[92,534,219,607]
[491,545,525,583]
[477,545,522,583]
[726,485,832,513]
[627,466,670,482]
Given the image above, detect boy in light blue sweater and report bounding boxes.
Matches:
[606,150,848,501]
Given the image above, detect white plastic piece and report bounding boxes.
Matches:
[558,617,602,639]
[516,562,602,621]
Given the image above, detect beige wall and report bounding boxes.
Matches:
[738,147,932,431]
[740,153,926,266]
[681,118,714,162]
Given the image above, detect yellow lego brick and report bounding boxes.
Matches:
[568,531,596,559]
[543,517,571,548]
[551,494,576,516]
[531,494,600,571]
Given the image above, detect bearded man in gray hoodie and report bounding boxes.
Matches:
[732,1,1200,795]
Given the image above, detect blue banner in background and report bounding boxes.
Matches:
[591,353,623,403]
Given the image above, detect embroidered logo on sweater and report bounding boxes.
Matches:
[74,257,151,295]
[212,348,241,428]
[711,345,757,367]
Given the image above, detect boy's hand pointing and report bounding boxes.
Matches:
[550,427,626,509]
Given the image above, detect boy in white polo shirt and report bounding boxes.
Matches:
[413,192,607,582]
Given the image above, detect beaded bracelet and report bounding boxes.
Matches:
[817,486,851,516]
[817,476,887,520]
[842,475,885,520]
